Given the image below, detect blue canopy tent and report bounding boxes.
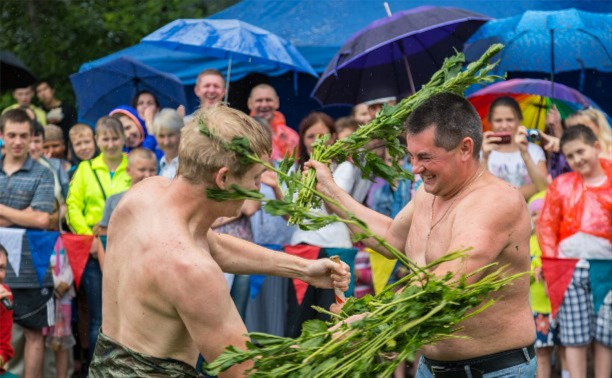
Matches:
[77,1,612,126]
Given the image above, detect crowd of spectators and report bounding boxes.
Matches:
[0,71,610,378]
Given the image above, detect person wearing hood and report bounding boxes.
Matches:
[109,105,162,159]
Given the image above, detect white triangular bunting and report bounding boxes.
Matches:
[0,227,26,277]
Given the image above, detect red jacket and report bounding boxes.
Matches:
[0,284,13,372]
[537,159,612,257]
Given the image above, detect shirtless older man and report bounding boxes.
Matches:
[307,92,536,377]
[89,106,350,377]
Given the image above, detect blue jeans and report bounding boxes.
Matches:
[82,258,102,359]
[230,274,250,321]
[416,353,537,377]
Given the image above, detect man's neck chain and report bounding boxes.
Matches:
[426,167,485,242]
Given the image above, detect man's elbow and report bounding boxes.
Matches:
[34,213,50,229]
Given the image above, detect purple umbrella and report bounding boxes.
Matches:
[311,6,490,106]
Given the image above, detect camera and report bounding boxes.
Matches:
[526,129,541,143]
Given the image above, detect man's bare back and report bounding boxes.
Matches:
[406,173,535,360]
[102,177,243,366]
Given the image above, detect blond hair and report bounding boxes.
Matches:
[567,108,612,156]
[68,123,94,142]
[128,147,157,165]
[44,124,64,142]
[95,116,125,139]
[178,105,271,184]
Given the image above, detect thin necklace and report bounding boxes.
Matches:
[426,167,485,242]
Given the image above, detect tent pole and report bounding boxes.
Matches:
[224,54,232,103]
[550,29,555,97]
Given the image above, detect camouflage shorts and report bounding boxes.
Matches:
[89,331,205,377]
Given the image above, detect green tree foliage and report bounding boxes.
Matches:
[0,0,238,109]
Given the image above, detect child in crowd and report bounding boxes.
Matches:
[66,116,131,359]
[528,191,559,378]
[335,116,360,140]
[0,244,14,374]
[537,125,612,378]
[44,240,76,378]
[109,105,160,157]
[43,125,68,161]
[351,103,372,125]
[67,124,98,178]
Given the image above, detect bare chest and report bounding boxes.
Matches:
[406,200,457,265]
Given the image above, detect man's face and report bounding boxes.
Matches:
[127,157,157,185]
[71,132,96,161]
[406,127,460,197]
[3,121,31,160]
[248,87,279,122]
[155,129,180,156]
[43,139,66,159]
[119,116,142,148]
[222,162,266,216]
[194,74,226,108]
[0,252,7,283]
[13,87,33,106]
[562,139,601,178]
[29,134,44,160]
[35,82,54,104]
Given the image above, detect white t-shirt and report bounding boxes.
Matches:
[290,161,356,248]
[487,143,546,187]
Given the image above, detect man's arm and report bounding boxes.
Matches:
[430,187,529,283]
[167,257,252,377]
[207,230,350,290]
[305,160,412,256]
[0,205,49,229]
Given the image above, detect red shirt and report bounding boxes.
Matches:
[0,284,13,371]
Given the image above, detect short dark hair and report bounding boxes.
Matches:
[488,96,522,122]
[131,90,160,110]
[32,121,45,140]
[405,92,483,158]
[560,125,598,150]
[35,79,53,90]
[0,109,34,134]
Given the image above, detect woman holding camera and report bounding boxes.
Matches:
[481,96,548,200]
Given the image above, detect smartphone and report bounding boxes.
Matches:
[490,133,512,144]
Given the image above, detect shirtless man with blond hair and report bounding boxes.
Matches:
[89,105,350,377]
[308,92,536,377]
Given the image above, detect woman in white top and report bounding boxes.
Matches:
[481,96,548,200]
[291,112,357,248]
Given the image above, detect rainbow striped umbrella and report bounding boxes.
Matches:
[467,78,599,132]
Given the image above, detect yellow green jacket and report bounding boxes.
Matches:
[2,103,47,125]
[530,234,552,314]
[66,153,131,235]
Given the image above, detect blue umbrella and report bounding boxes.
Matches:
[141,19,318,101]
[311,6,490,106]
[70,57,187,126]
[464,8,612,83]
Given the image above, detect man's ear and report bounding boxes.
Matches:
[214,167,230,190]
[460,137,474,161]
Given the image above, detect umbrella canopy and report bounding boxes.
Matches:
[464,8,612,78]
[0,50,37,92]
[70,57,187,126]
[467,78,601,131]
[311,6,490,106]
[141,19,317,78]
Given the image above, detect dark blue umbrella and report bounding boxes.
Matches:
[0,50,37,92]
[464,8,612,83]
[70,57,187,125]
[141,19,317,101]
[311,6,490,106]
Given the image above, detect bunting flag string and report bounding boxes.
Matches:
[26,230,59,286]
[0,227,26,277]
[541,257,580,318]
[61,233,93,290]
[365,248,397,295]
[588,259,612,315]
[324,247,358,297]
[284,245,321,305]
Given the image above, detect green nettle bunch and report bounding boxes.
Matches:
[202,44,522,377]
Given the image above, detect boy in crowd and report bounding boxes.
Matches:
[96,148,157,235]
[67,124,97,178]
[0,244,14,374]
[1,86,46,125]
[35,80,77,145]
[538,125,612,378]
[43,125,68,160]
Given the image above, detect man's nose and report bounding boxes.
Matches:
[411,160,425,174]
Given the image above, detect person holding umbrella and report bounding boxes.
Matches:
[481,97,548,201]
